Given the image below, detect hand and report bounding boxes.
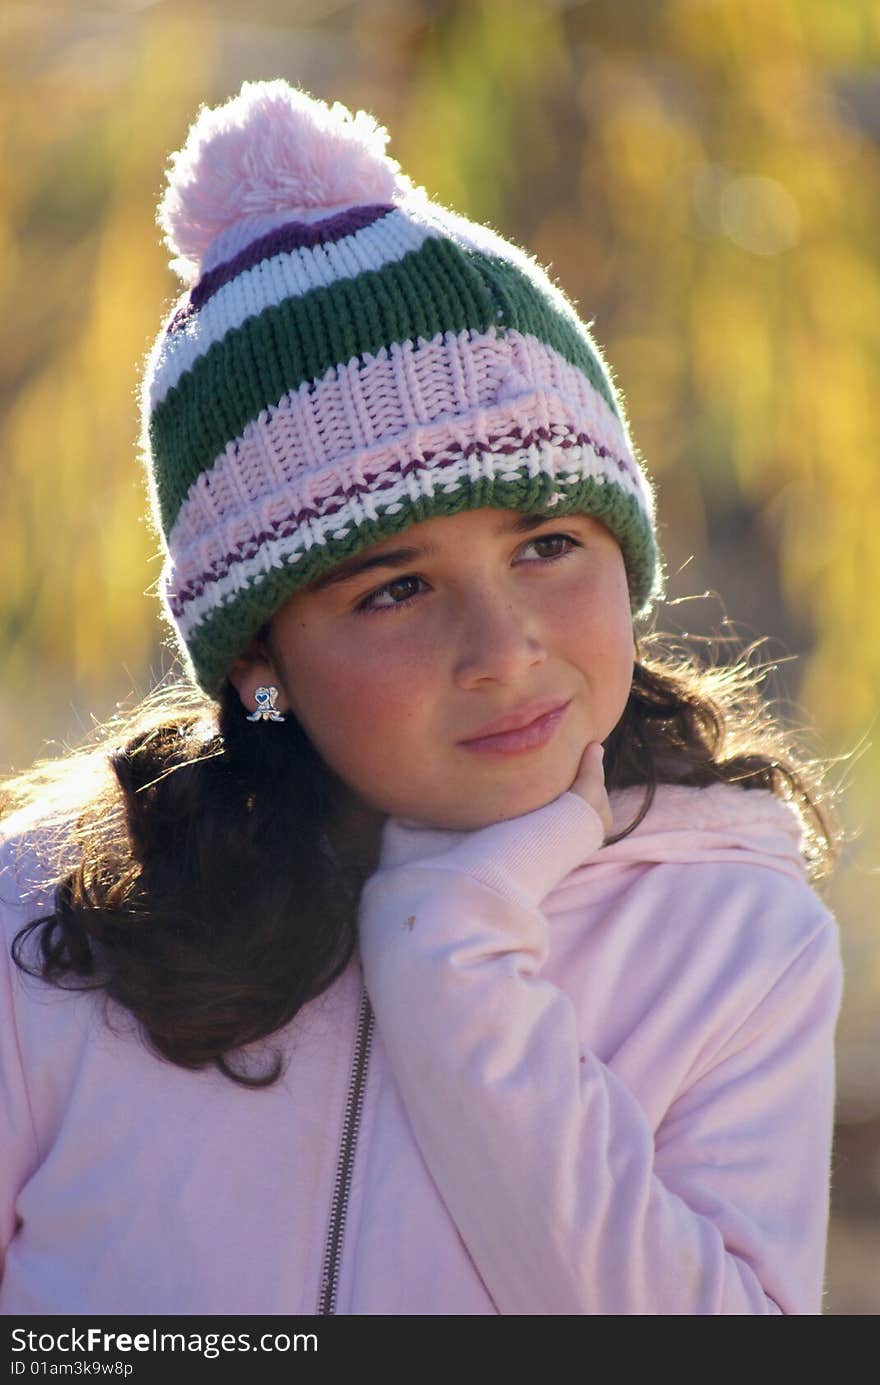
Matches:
[569,742,612,838]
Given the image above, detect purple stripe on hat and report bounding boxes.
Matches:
[167,203,397,334]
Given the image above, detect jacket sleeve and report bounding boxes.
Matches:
[0,841,44,1282]
[357,792,844,1315]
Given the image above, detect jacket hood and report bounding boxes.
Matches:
[382,782,809,885]
[597,782,808,881]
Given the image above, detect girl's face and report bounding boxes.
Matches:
[230,507,635,832]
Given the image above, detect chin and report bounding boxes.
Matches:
[431,783,570,832]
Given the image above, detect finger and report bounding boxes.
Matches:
[575,741,604,781]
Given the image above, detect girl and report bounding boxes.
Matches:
[0,79,844,1316]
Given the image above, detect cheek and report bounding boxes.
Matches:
[572,602,631,660]
[284,624,429,766]
[563,570,634,698]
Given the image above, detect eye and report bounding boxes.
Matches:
[350,529,584,617]
[518,532,582,562]
[355,574,428,615]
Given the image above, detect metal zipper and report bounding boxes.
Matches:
[316,981,375,1315]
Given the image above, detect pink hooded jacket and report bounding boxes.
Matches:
[0,781,843,1316]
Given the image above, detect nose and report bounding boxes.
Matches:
[451,585,547,690]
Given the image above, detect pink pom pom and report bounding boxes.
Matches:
[158,79,417,284]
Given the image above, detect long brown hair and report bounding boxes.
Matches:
[0,626,846,1088]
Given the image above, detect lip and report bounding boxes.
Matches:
[458,701,572,756]
[458,698,572,749]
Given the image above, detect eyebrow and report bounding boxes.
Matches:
[304,512,566,594]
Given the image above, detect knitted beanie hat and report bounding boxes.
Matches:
[140,79,664,697]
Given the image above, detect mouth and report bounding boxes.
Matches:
[457,699,572,756]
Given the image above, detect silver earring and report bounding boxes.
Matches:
[246,685,285,722]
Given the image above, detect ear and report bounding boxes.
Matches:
[227,635,291,716]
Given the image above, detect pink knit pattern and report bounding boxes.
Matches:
[163,328,649,634]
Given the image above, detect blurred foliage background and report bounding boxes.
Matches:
[1,0,878,1312]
